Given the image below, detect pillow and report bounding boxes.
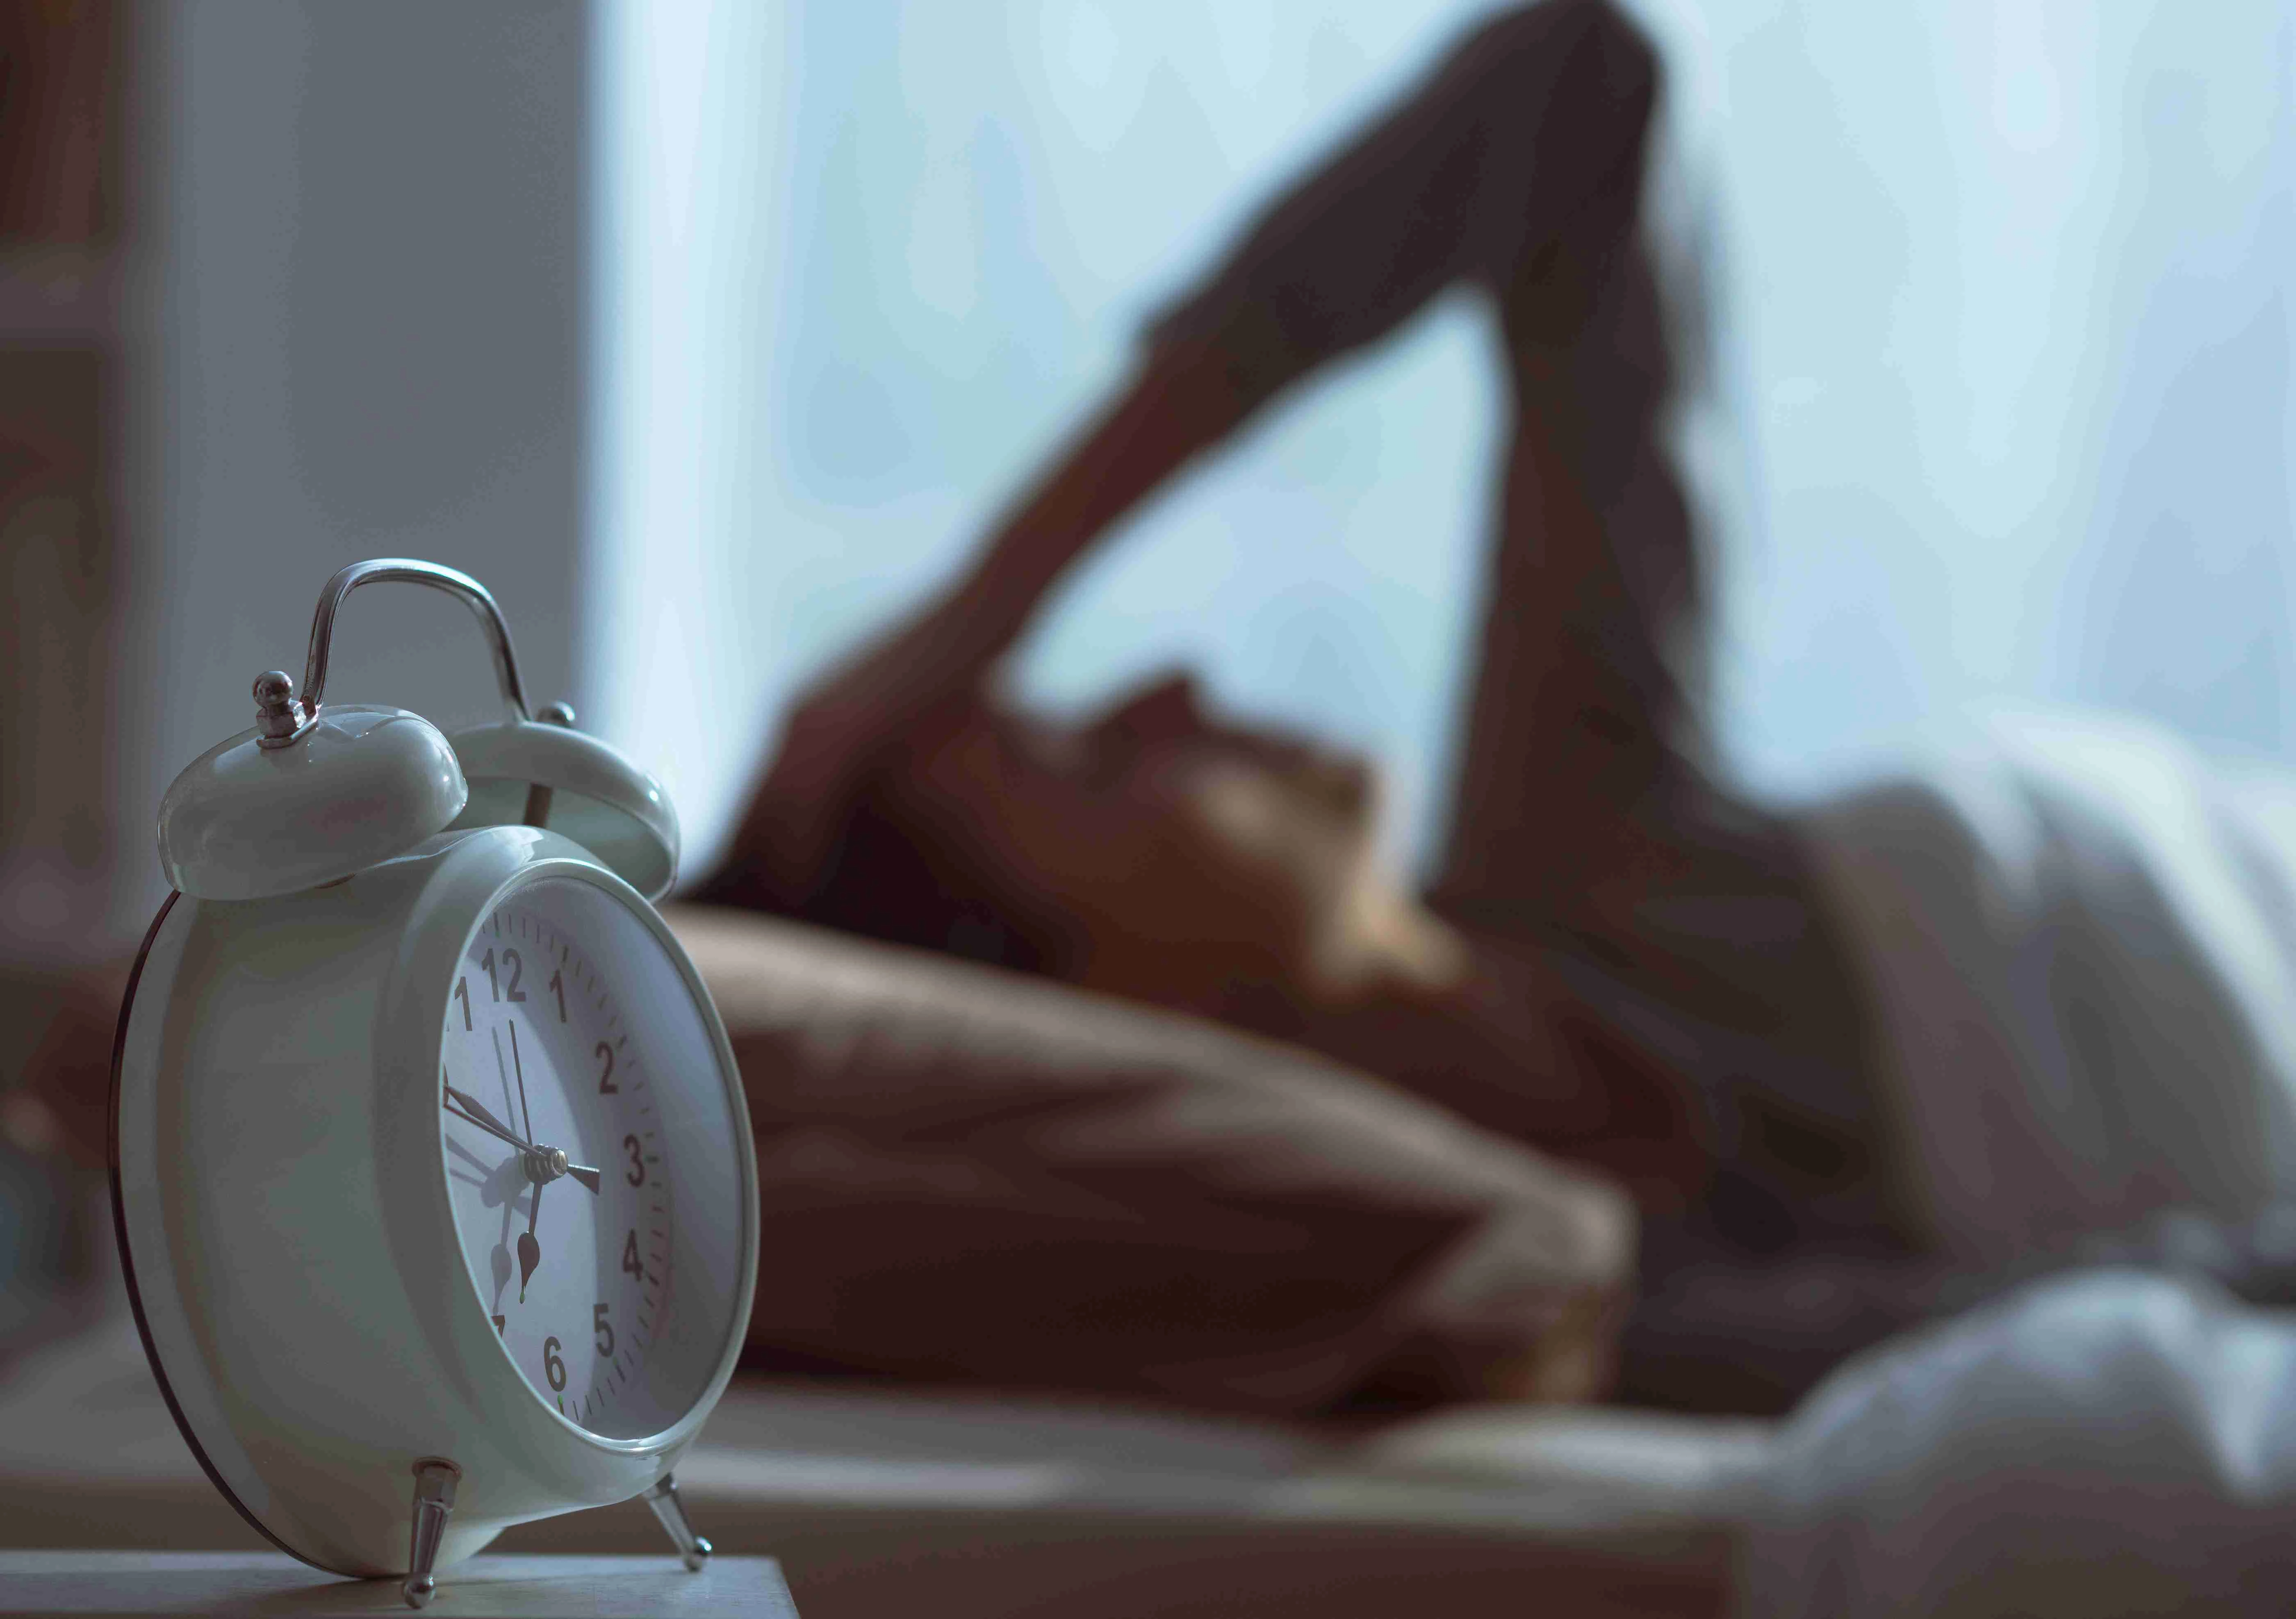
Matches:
[669,905,1634,1419]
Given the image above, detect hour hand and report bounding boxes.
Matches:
[443,1081,530,1151]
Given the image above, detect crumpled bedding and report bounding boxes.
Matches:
[1742,706,2296,1613]
[1807,703,2296,1263]
[1745,1268,2296,1615]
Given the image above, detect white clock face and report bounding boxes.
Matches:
[439,875,747,1440]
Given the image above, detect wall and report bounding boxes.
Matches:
[115,0,591,937]
[1704,0,2296,796]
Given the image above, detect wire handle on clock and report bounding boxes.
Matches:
[254,558,533,749]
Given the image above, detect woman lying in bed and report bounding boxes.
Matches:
[695,0,1921,1416]
[695,0,2296,1424]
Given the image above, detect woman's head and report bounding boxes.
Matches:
[861,670,1466,1019]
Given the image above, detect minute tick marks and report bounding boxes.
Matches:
[441,885,692,1441]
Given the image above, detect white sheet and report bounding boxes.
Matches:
[1744,1269,2296,1615]
[1806,703,2296,1261]
[1745,707,2296,1613]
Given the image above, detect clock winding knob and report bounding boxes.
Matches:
[252,669,312,748]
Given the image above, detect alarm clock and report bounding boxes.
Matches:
[110,559,761,1608]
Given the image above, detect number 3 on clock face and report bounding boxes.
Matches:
[437,874,744,1440]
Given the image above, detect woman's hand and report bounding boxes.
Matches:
[714,586,1002,907]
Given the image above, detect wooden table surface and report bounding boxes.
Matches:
[0,1552,798,1617]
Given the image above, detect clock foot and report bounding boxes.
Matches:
[642,1472,711,1571]
[402,1455,463,1609]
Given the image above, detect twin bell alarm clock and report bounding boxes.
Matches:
[111,559,761,1608]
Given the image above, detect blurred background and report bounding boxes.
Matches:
[4,0,2296,1597]
[4,0,2292,1304]
[7,0,2293,962]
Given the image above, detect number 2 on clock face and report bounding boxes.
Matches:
[438,890,672,1436]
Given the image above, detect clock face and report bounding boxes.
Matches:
[439,875,748,1440]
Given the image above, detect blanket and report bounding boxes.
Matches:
[1806,703,2296,1261]
[1746,706,2296,1614]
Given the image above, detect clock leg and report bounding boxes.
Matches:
[642,1472,712,1571]
[402,1456,464,1609]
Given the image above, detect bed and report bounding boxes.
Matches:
[0,1300,1764,1617]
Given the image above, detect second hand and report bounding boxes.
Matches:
[510,1016,544,1302]
[519,1172,543,1302]
[510,1019,534,1143]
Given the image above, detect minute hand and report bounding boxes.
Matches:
[442,1081,605,1194]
